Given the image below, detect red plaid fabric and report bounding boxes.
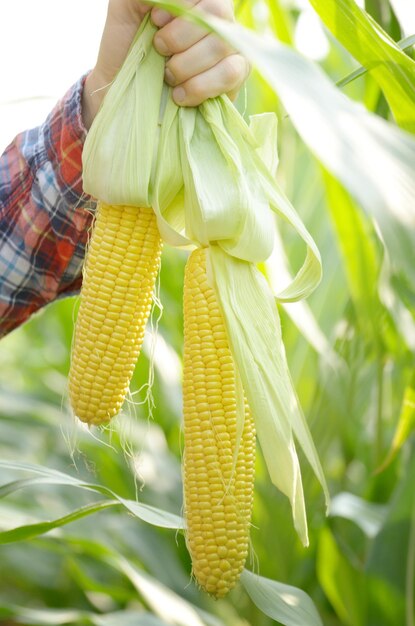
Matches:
[0,76,95,337]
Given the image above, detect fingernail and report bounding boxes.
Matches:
[164,68,176,86]
[152,8,171,27]
[173,87,186,104]
[154,35,169,56]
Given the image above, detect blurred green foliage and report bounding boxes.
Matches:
[1,1,415,625]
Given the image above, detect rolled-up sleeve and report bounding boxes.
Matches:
[0,75,95,338]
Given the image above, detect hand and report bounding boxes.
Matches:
[152,0,249,106]
[82,0,249,129]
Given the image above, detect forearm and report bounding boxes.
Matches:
[0,0,247,339]
[0,76,95,337]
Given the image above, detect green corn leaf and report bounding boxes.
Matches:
[322,170,401,354]
[329,492,388,538]
[94,613,174,626]
[0,461,184,530]
[241,569,323,626]
[0,605,92,625]
[317,527,366,626]
[63,537,225,626]
[336,34,415,89]
[0,500,118,544]
[114,558,224,626]
[322,171,381,311]
[389,379,415,459]
[308,0,415,132]
[0,605,172,626]
[69,536,323,626]
[377,372,415,471]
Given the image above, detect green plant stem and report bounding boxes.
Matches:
[375,360,384,467]
[336,34,415,88]
[406,498,415,626]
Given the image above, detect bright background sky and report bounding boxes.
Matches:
[0,0,107,152]
[1,0,414,153]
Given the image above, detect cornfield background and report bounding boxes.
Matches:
[1,0,415,624]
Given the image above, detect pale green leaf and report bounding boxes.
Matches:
[65,538,224,626]
[249,112,279,175]
[94,612,176,626]
[330,493,388,538]
[179,102,275,262]
[241,569,323,626]
[113,558,223,626]
[209,246,329,545]
[82,18,167,207]
[266,225,340,363]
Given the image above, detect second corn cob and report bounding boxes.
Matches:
[183,247,256,598]
[69,202,162,425]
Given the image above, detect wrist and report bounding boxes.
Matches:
[82,70,112,130]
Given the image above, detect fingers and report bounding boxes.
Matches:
[151,0,200,30]
[150,0,248,107]
[164,33,234,86]
[151,8,173,28]
[150,0,197,30]
[171,53,250,107]
[152,0,234,56]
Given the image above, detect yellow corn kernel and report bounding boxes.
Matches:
[183,247,256,599]
[69,202,162,425]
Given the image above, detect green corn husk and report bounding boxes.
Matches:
[82,15,328,545]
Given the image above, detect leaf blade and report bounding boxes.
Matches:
[0,461,184,530]
[241,569,323,626]
[309,0,415,131]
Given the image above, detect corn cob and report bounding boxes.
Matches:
[183,247,256,598]
[69,202,162,425]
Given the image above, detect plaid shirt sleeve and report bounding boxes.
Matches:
[0,75,96,338]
